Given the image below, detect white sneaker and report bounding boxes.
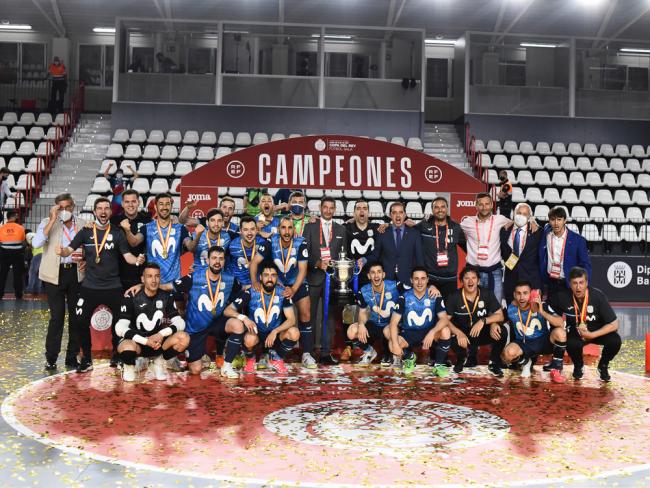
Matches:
[220,362,239,379]
[135,357,149,372]
[358,347,377,366]
[201,354,212,369]
[521,358,533,378]
[122,364,136,382]
[391,355,403,368]
[166,356,184,372]
[301,353,317,369]
[153,356,168,381]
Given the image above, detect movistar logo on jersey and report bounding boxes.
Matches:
[136,310,163,331]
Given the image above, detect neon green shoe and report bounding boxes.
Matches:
[402,356,416,374]
[231,353,245,370]
[432,364,450,378]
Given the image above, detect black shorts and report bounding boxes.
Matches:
[514,336,553,359]
[255,328,284,351]
[287,281,310,302]
[186,315,230,363]
[118,338,162,358]
[399,327,433,348]
[358,321,387,346]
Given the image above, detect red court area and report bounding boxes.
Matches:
[4,365,650,486]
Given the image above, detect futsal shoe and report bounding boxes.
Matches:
[166,357,184,372]
[152,356,168,381]
[258,353,270,370]
[550,369,566,383]
[232,353,246,370]
[453,357,465,374]
[269,352,288,374]
[542,361,554,372]
[301,353,317,369]
[572,365,584,380]
[597,362,611,382]
[487,362,504,378]
[432,364,450,378]
[402,356,416,374]
[358,347,377,366]
[339,345,352,361]
[45,362,57,372]
[380,354,392,367]
[214,355,225,368]
[319,354,339,366]
[76,360,93,374]
[243,357,256,373]
[220,362,239,379]
[135,357,149,372]
[465,355,478,368]
[520,359,533,378]
[122,364,136,382]
[109,352,119,368]
[391,355,403,369]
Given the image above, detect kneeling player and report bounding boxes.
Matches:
[501,281,567,383]
[388,267,451,377]
[347,262,398,366]
[226,261,298,373]
[115,263,189,382]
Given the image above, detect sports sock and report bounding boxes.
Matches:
[298,321,313,354]
[224,332,244,363]
[552,340,567,368]
[277,338,297,359]
[120,350,136,366]
[162,347,178,360]
[434,339,451,365]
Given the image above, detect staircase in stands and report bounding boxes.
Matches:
[422,123,471,174]
[27,114,110,229]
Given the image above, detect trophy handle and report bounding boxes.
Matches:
[353,260,363,276]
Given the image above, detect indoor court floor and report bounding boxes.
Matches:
[0,299,648,488]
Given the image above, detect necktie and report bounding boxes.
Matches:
[513,229,521,257]
[395,227,402,248]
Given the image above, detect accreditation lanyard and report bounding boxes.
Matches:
[156,219,172,259]
[320,219,333,261]
[61,222,77,244]
[462,289,481,326]
[475,216,494,261]
[516,306,533,343]
[92,224,111,264]
[435,223,449,266]
[260,288,277,325]
[549,231,568,278]
[572,289,590,327]
[205,268,222,316]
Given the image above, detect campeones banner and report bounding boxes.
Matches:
[180,135,486,218]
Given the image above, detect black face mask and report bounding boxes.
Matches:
[499,176,507,182]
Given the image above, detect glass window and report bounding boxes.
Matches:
[426,58,449,97]
[0,42,18,83]
[326,52,348,77]
[21,43,46,81]
[188,48,214,74]
[79,45,102,86]
[628,67,648,91]
[502,60,526,86]
[105,46,114,87]
[351,54,369,78]
[296,52,317,76]
[131,47,154,73]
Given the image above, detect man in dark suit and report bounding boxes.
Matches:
[304,196,348,365]
[367,201,423,286]
[539,206,591,299]
[500,203,542,303]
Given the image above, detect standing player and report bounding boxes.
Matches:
[186,208,231,268]
[255,193,280,238]
[115,189,152,290]
[501,281,567,383]
[123,193,191,286]
[225,261,298,374]
[387,267,451,377]
[173,246,242,378]
[115,263,189,382]
[228,216,267,289]
[249,216,314,369]
[347,262,399,366]
[444,265,508,377]
[179,196,240,234]
[56,197,144,373]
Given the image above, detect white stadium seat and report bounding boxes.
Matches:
[519,141,534,154]
[561,188,579,204]
[123,144,142,159]
[147,130,164,144]
[179,146,196,160]
[551,142,567,155]
[630,145,646,158]
[391,136,406,146]
[584,143,600,156]
[589,206,606,220]
[596,189,615,205]
[18,112,35,126]
[142,145,160,160]
[132,178,150,194]
[582,224,601,242]
[567,143,583,156]
[218,132,235,146]
[216,147,232,158]
[235,132,252,146]
[503,140,519,154]
[473,139,485,152]
[526,155,543,170]
[602,173,621,188]
[156,160,174,177]
[8,127,26,140]
[535,142,551,155]
[137,160,155,176]
[15,174,35,191]
[632,190,649,206]
[626,159,641,172]
[626,207,643,222]
[535,171,552,186]
[170,178,181,194]
[197,146,214,161]
[607,207,625,222]
[270,133,285,142]
[26,127,44,141]
[0,126,7,140]
[174,161,193,176]
[510,155,526,169]
[543,188,562,204]
[99,160,117,175]
[534,204,550,220]
[493,154,509,169]
[571,206,588,220]
[112,129,129,143]
[568,172,585,187]
[35,113,53,127]
[150,178,170,194]
[119,160,136,174]
[161,145,178,160]
[16,141,35,156]
[551,172,569,187]
[288,133,301,138]
[130,129,147,144]
[578,189,597,205]
[200,131,217,145]
[91,177,111,193]
[401,191,419,200]
[637,174,650,188]
[516,170,534,185]
[512,187,525,203]
[374,136,387,142]
[253,132,269,145]
[486,140,502,153]
[105,143,123,159]
[525,187,544,203]
[543,156,560,171]
[599,144,615,157]
[602,224,621,242]
[405,202,423,216]
[0,141,16,157]
[1,112,17,125]
[7,157,25,173]
[619,224,638,242]
[615,144,630,157]
[183,131,199,145]
[584,172,603,187]
[609,158,625,172]
[559,156,576,171]
[165,130,182,144]
[479,154,492,168]
[407,137,423,151]
[576,157,592,172]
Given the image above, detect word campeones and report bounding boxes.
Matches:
[258,153,413,188]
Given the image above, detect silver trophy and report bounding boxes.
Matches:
[327,250,360,295]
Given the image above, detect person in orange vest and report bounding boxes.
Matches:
[47,56,67,115]
[0,210,27,300]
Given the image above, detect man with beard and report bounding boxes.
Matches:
[228,216,268,290]
[173,246,242,378]
[226,261,298,374]
[250,216,313,369]
[115,262,189,382]
[186,208,231,268]
[115,189,152,290]
[255,193,281,239]
[179,196,240,234]
[56,198,145,373]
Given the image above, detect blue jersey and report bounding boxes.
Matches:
[395,289,445,330]
[356,280,399,327]
[191,230,231,268]
[228,236,268,286]
[224,221,239,233]
[259,234,308,286]
[143,220,189,284]
[231,286,293,333]
[173,270,236,334]
[507,304,553,342]
[255,215,280,235]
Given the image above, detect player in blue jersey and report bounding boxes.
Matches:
[173,246,243,378]
[255,193,280,238]
[228,216,267,288]
[388,267,451,377]
[225,261,298,374]
[123,193,191,286]
[179,196,240,235]
[347,262,399,366]
[502,281,567,383]
[250,216,315,369]
[186,208,231,268]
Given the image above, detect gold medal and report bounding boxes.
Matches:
[95,256,100,264]
[162,250,168,259]
[260,288,277,325]
[372,305,381,313]
[573,290,590,330]
[156,219,172,260]
[92,223,110,266]
[578,322,586,328]
[211,308,217,316]
[205,268,223,317]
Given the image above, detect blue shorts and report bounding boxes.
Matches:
[399,327,433,348]
[187,315,229,363]
[515,336,553,359]
[286,281,310,302]
[255,328,284,351]
[358,321,387,346]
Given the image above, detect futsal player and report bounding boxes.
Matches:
[228,216,268,289]
[186,208,231,268]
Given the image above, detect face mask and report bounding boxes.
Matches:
[514,214,528,228]
[291,204,305,215]
[59,210,72,222]
[500,176,507,182]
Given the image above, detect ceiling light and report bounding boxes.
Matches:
[93,27,115,33]
[311,34,353,40]
[425,39,456,46]
[520,42,557,48]
[0,24,32,30]
[620,47,650,53]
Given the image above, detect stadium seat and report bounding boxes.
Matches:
[8,127,26,140]
[179,146,196,160]
[503,140,518,154]
[150,178,169,194]
[124,144,142,159]
[512,187,525,203]
[526,155,543,170]
[510,155,526,169]
[405,202,423,216]
[0,126,7,140]
[407,137,423,151]
[227,187,245,197]
[615,144,630,157]
[137,160,155,176]
[571,206,588,221]
[235,132,252,146]
[307,200,321,214]
[306,189,324,199]
[270,133,285,142]
[53,113,66,126]
[35,141,48,157]
[1,112,17,125]
[602,224,620,243]
[559,156,576,171]
[15,174,35,191]
[174,161,193,176]
[599,144,615,157]
[35,113,53,127]
[218,132,235,146]
[525,187,544,203]
[479,154,493,168]
[382,191,400,200]
[132,178,150,195]
[473,139,485,152]
[515,170,534,185]
[91,177,111,193]
[534,204,550,220]
[170,178,181,194]
[200,131,217,145]
[374,136,387,142]
[519,141,534,154]
[535,171,552,186]
[216,147,232,158]
[147,130,164,144]
[183,131,199,145]
[582,224,601,242]
[485,169,499,185]
[596,189,615,205]
[614,189,632,205]
[543,188,562,204]
[390,137,405,146]
[16,141,35,156]
[45,127,60,141]
[0,141,16,157]
[160,145,178,160]
[493,154,509,169]
[567,143,583,156]
[26,127,44,141]
[630,145,646,158]
[626,207,643,222]
[288,133,301,139]
[153,160,173,177]
[25,157,42,173]
[83,194,100,211]
[543,156,560,171]
[643,159,650,172]
[343,190,363,200]
[551,172,569,187]
[119,160,136,175]
[578,189,597,205]
[551,142,567,156]
[576,157,592,172]
[607,207,625,222]
[165,130,182,144]
[584,172,603,187]
[105,143,123,159]
[401,191,419,200]
[112,129,129,143]
[583,143,600,156]
[7,157,25,173]
[609,158,625,172]
[626,159,641,172]
[197,147,214,161]
[486,140,502,153]
[253,132,269,145]
[602,173,621,188]
[363,190,381,200]
[619,224,638,242]
[632,190,650,206]
[99,159,117,175]
[142,145,160,160]
[130,130,147,144]
[535,142,552,155]
[637,173,650,187]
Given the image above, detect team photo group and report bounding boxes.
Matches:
[36,186,621,384]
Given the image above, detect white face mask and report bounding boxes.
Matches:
[59,210,72,222]
[514,214,529,228]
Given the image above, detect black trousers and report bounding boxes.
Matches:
[49,79,66,114]
[44,265,80,364]
[73,286,123,361]
[0,248,25,298]
[451,323,508,364]
[428,275,458,300]
[566,330,622,367]
[309,282,344,356]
